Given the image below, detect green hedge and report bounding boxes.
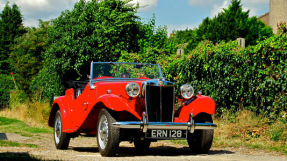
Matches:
[119,34,287,116]
[164,35,287,116]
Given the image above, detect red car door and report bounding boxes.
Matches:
[70,89,90,128]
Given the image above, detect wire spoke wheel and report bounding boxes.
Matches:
[54,116,61,144]
[53,110,70,149]
[98,115,109,149]
[97,108,120,156]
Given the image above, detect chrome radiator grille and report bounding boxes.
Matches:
[145,84,174,122]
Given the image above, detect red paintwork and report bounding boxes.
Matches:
[174,95,216,122]
[48,78,216,134]
[96,76,114,79]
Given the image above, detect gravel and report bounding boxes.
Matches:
[0,132,287,161]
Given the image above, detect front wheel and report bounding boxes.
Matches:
[54,110,70,149]
[187,115,214,154]
[97,108,120,156]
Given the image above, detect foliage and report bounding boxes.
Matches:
[174,29,194,45]
[30,65,64,104]
[119,16,176,65]
[0,2,26,74]
[10,20,50,95]
[0,74,14,108]
[45,0,140,80]
[32,0,144,101]
[174,0,273,50]
[164,34,287,116]
[136,15,176,56]
[9,90,28,109]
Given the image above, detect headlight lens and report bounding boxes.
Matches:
[180,84,194,99]
[125,82,140,97]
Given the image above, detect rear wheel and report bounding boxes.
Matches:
[134,139,151,151]
[187,115,214,154]
[97,108,120,156]
[54,110,70,149]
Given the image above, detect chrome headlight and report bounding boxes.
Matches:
[180,84,194,99]
[125,82,140,97]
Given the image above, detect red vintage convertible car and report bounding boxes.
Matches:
[48,62,217,156]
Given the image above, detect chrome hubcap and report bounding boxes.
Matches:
[54,116,61,144]
[98,115,108,149]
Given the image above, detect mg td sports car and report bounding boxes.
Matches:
[48,62,217,156]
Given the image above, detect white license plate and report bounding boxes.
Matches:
[146,130,186,138]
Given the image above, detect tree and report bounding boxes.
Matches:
[10,20,50,95]
[0,2,26,74]
[45,0,141,81]
[32,0,144,102]
[178,0,273,49]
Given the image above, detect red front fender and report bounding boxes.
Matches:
[96,94,141,120]
[176,95,216,122]
[48,96,72,132]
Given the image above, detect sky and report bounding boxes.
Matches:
[0,0,270,34]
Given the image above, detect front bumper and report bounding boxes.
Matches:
[112,113,217,133]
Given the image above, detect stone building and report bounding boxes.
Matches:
[258,0,287,34]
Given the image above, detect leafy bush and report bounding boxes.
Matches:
[119,17,176,65]
[0,74,14,108]
[164,34,287,116]
[30,66,64,104]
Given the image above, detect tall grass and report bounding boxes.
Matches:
[172,110,287,154]
[214,110,287,154]
[0,90,51,128]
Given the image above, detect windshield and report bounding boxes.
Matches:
[91,62,162,80]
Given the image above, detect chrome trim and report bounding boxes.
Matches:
[125,82,140,97]
[91,62,163,79]
[172,87,175,122]
[112,113,216,134]
[90,61,95,89]
[144,82,148,122]
[112,122,217,131]
[144,79,175,123]
[160,82,162,122]
[180,84,194,99]
[141,82,146,96]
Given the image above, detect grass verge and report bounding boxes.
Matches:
[0,116,52,137]
[171,110,287,155]
[0,140,38,148]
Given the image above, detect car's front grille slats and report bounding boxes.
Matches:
[145,84,174,122]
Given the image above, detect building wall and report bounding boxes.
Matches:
[258,12,270,25]
[270,0,287,34]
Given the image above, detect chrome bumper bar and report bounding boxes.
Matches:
[112,113,217,133]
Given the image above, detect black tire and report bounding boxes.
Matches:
[97,108,120,157]
[54,110,70,149]
[134,139,151,151]
[187,115,214,154]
